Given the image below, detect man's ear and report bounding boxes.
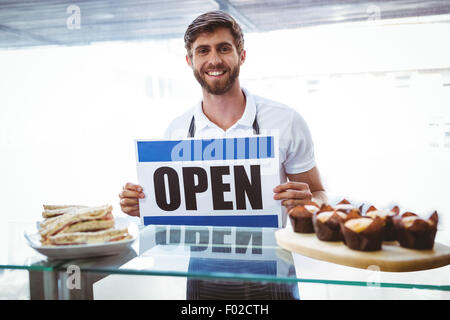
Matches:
[239,49,246,65]
[186,54,193,67]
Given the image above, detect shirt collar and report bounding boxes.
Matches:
[193,87,257,132]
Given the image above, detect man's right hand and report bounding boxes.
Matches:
[119,182,145,217]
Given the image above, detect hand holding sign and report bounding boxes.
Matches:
[273,181,313,210]
[119,182,145,217]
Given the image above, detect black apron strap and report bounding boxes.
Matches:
[252,116,260,135]
[188,115,259,138]
[187,115,196,138]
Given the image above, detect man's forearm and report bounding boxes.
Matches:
[312,190,328,207]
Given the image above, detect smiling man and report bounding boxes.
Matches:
[190,27,240,96]
[119,11,328,228]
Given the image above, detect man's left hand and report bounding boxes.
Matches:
[273,181,313,209]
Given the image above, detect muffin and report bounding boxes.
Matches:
[334,198,355,214]
[393,211,438,250]
[365,205,399,241]
[340,212,385,251]
[313,209,347,241]
[288,201,320,233]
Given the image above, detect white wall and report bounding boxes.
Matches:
[0,17,449,231]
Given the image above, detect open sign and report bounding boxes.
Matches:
[135,136,281,228]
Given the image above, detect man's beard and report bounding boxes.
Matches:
[193,63,240,95]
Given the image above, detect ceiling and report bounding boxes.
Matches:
[1,0,450,49]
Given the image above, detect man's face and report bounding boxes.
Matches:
[187,27,245,95]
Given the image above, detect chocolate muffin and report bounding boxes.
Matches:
[334,198,355,214]
[288,201,320,233]
[393,211,438,250]
[313,209,347,241]
[340,213,385,251]
[365,205,399,241]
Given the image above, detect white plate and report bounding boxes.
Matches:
[25,217,138,260]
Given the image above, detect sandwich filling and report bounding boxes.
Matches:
[48,228,131,245]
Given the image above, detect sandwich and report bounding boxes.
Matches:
[43,204,88,210]
[39,204,115,245]
[46,228,132,246]
[42,205,88,219]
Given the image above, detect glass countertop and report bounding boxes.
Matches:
[60,224,298,283]
[1,220,450,292]
[0,221,68,271]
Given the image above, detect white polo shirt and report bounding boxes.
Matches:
[164,87,316,227]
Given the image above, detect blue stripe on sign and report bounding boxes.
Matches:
[143,215,279,227]
[269,136,272,158]
[137,140,181,162]
[137,137,274,162]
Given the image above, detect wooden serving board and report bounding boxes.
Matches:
[275,227,450,272]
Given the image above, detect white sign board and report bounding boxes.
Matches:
[135,136,281,228]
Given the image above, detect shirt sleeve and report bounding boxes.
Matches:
[283,109,316,174]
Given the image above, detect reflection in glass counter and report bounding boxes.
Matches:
[138,225,299,299]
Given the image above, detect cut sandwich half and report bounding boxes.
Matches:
[42,205,88,219]
[47,228,132,246]
[43,204,88,210]
[39,204,114,244]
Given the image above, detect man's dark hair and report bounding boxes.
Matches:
[184,11,244,58]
